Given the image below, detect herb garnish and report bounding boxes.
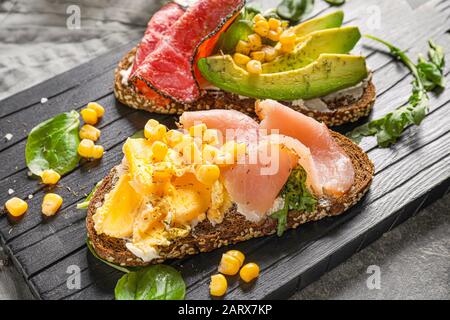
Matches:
[277,0,314,24]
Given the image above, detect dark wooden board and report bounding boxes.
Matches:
[0,0,449,300]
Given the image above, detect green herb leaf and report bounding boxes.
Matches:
[348,36,445,147]
[115,265,186,300]
[324,0,345,5]
[270,167,316,236]
[76,180,103,209]
[25,110,80,176]
[277,0,314,24]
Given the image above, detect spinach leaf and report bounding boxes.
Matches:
[271,167,316,236]
[115,265,186,300]
[348,36,445,147]
[324,0,345,5]
[277,0,314,24]
[76,180,103,209]
[25,110,80,176]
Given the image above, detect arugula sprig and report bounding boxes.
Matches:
[271,167,317,236]
[348,36,445,147]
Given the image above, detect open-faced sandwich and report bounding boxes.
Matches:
[87,100,374,266]
[114,0,376,126]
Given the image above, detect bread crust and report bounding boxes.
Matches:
[114,48,376,126]
[86,131,374,267]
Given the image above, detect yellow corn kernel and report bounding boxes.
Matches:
[79,124,101,142]
[279,30,296,45]
[250,50,266,62]
[80,108,98,125]
[203,129,220,145]
[280,42,296,53]
[268,17,281,30]
[151,141,168,162]
[235,40,251,55]
[195,164,220,185]
[182,142,202,164]
[5,197,28,217]
[210,274,227,297]
[247,33,262,50]
[218,253,241,275]
[222,141,247,162]
[267,29,280,42]
[41,169,61,185]
[233,53,251,66]
[189,123,207,138]
[254,20,269,37]
[202,144,220,164]
[239,263,260,283]
[281,20,289,28]
[42,193,63,216]
[78,139,94,158]
[92,145,104,159]
[145,123,167,141]
[252,13,266,23]
[87,102,105,118]
[225,250,245,267]
[261,46,278,62]
[246,60,262,74]
[166,130,184,147]
[152,162,173,181]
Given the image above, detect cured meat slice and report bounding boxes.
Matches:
[131,0,245,103]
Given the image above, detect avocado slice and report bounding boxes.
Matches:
[262,27,361,73]
[291,10,344,38]
[198,54,368,101]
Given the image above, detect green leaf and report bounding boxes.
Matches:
[130,129,145,139]
[25,110,80,176]
[76,180,103,209]
[324,0,345,5]
[277,0,314,24]
[115,265,186,300]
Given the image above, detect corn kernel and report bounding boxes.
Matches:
[247,33,262,50]
[250,50,266,62]
[151,141,168,162]
[267,29,281,42]
[166,130,184,147]
[202,144,220,163]
[261,46,278,62]
[233,53,251,66]
[235,40,251,55]
[189,123,207,138]
[80,108,98,125]
[42,193,63,216]
[254,20,269,37]
[92,145,104,159]
[218,253,241,275]
[87,102,105,118]
[203,129,220,145]
[225,250,245,267]
[252,13,266,23]
[78,139,94,158]
[145,123,167,141]
[195,164,220,185]
[5,197,28,217]
[222,141,247,162]
[280,42,296,53]
[41,169,61,185]
[79,124,101,141]
[239,263,260,283]
[152,162,173,181]
[246,60,262,74]
[279,31,296,45]
[182,142,202,164]
[210,274,227,297]
[268,17,281,30]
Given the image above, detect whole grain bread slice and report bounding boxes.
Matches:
[86,131,374,267]
[114,48,376,127]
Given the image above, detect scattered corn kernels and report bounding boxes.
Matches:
[203,129,220,145]
[239,263,260,283]
[261,46,278,62]
[92,145,104,159]
[233,53,251,66]
[166,130,184,147]
[247,34,262,50]
[235,40,251,55]
[218,252,241,275]
[279,31,296,45]
[280,42,296,53]
[151,141,168,162]
[182,142,202,164]
[78,139,94,158]
[189,123,207,138]
[246,59,262,74]
[252,13,266,23]
[222,141,247,161]
[79,124,101,141]
[196,164,220,185]
[210,274,227,297]
[254,20,269,37]
[41,169,61,185]
[5,197,28,217]
[250,51,266,62]
[87,102,105,118]
[145,123,167,141]
[41,193,63,216]
[80,108,98,125]
[202,144,220,163]
[267,29,281,42]
[268,17,281,30]
[225,250,245,267]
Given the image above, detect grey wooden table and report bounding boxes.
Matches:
[0,0,449,300]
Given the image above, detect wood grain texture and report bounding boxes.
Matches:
[0,0,449,300]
